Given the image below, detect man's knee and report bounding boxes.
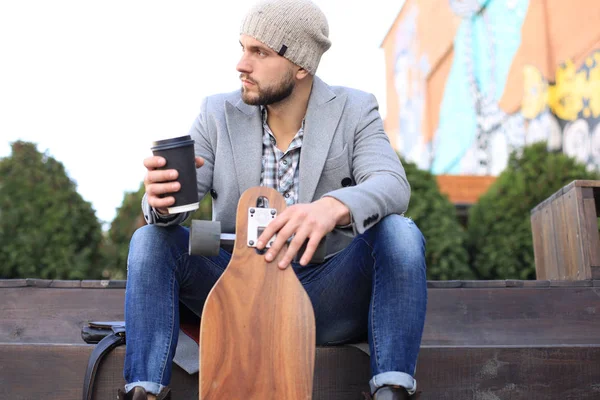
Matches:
[128,225,186,275]
[369,214,426,272]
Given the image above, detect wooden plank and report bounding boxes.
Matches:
[531,180,600,279]
[460,281,506,288]
[0,343,370,400]
[422,287,600,346]
[522,280,551,287]
[531,209,547,279]
[49,280,82,288]
[573,180,600,188]
[550,194,568,279]
[541,206,560,279]
[25,279,53,288]
[4,286,600,347]
[0,279,27,288]
[571,187,592,279]
[549,280,593,287]
[2,343,600,400]
[81,280,126,288]
[415,345,600,399]
[530,181,572,214]
[0,288,125,344]
[427,281,462,288]
[505,280,525,287]
[581,188,600,268]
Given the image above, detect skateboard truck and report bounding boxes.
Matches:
[189,207,327,263]
[247,206,277,249]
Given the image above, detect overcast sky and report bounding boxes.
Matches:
[0,0,403,228]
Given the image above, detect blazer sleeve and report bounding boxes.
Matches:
[142,97,214,226]
[322,93,410,234]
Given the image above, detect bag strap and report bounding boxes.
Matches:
[82,325,126,400]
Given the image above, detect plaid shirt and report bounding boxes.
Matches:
[260,107,303,206]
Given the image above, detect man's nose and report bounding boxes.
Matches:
[236,53,252,74]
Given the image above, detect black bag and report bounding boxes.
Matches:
[81,321,126,400]
[80,303,200,400]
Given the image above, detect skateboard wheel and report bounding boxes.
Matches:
[189,220,221,256]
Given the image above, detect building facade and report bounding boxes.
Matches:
[382,0,599,190]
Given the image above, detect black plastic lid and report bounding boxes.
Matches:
[151,135,194,151]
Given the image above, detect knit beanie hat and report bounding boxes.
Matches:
[240,0,331,75]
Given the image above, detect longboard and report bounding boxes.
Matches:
[199,186,316,399]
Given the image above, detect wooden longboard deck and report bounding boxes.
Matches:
[199,187,316,399]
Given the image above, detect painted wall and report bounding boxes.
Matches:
[382,0,600,175]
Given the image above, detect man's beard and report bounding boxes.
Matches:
[241,69,295,106]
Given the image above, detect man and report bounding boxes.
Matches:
[120,0,427,399]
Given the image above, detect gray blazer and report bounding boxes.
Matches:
[143,76,410,257]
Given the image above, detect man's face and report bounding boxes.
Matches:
[237,35,297,106]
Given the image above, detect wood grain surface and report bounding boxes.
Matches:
[199,187,315,399]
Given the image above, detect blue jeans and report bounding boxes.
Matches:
[124,214,427,395]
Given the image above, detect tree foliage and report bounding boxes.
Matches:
[467,143,599,280]
[0,141,105,279]
[401,156,474,280]
[104,184,212,278]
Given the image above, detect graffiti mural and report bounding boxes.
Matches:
[432,0,529,175]
[393,4,431,170]
[382,0,600,176]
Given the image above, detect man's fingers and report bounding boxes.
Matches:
[146,169,178,184]
[263,225,292,263]
[143,156,166,170]
[195,156,205,168]
[299,236,322,266]
[278,229,311,269]
[149,195,176,210]
[147,181,181,196]
[256,214,287,249]
[146,181,181,209]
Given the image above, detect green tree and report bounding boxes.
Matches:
[401,156,474,280]
[102,183,147,279]
[104,184,212,278]
[0,141,105,279]
[467,142,599,280]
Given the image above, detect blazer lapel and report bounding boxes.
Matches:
[225,99,263,196]
[299,77,347,203]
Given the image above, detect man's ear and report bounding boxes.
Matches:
[296,67,310,80]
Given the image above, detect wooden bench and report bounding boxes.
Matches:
[3,279,600,399]
[531,180,600,280]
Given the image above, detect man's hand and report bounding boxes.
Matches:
[144,156,204,215]
[256,197,350,269]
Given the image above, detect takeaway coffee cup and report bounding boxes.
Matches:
[151,135,199,214]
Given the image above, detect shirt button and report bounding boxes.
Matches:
[284,193,290,198]
[282,160,288,166]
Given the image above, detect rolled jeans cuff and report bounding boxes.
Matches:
[370,371,417,395]
[124,381,165,396]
